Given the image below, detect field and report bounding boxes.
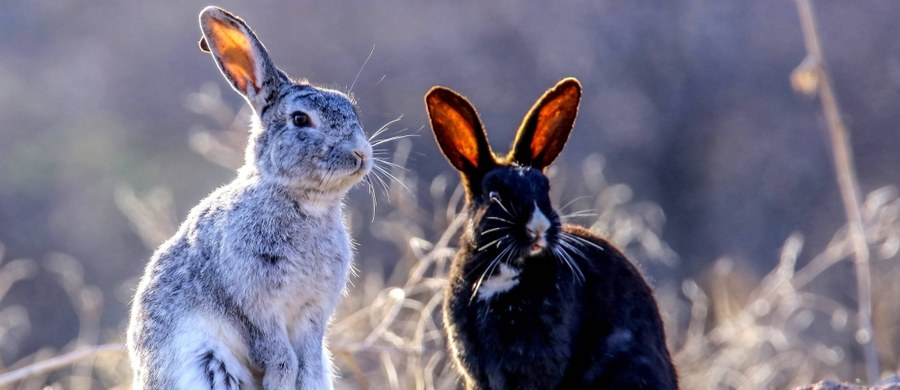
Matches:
[1,1,899,389]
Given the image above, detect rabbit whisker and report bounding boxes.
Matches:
[565,252,586,283]
[349,44,375,92]
[561,232,606,252]
[370,133,419,147]
[463,238,511,279]
[489,197,516,219]
[551,246,573,280]
[326,166,340,187]
[485,216,514,225]
[552,245,585,283]
[469,243,514,303]
[368,115,404,142]
[561,209,599,217]
[559,209,599,221]
[557,236,589,263]
[469,257,498,303]
[477,235,509,252]
[558,195,593,212]
[363,176,378,221]
[373,157,409,172]
[368,166,392,198]
[372,163,411,194]
[557,235,587,259]
[316,165,334,191]
[479,226,509,236]
[463,255,495,279]
[362,74,387,94]
[362,175,375,196]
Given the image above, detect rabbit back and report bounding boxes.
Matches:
[559,225,677,388]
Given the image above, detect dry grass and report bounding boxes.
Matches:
[0,250,132,390]
[3,155,898,389]
[672,187,900,389]
[3,43,900,387]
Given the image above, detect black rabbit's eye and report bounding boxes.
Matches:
[291,112,312,128]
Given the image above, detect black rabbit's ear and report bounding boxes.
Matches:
[425,87,496,175]
[198,6,286,109]
[510,78,582,170]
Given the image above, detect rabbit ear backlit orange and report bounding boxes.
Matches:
[199,6,285,107]
[510,78,582,170]
[425,87,496,175]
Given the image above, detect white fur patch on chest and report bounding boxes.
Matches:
[477,263,520,300]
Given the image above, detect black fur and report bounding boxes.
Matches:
[427,78,678,389]
[200,350,240,390]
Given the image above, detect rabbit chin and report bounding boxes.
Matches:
[322,168,370,193]
[521,242,551,259]
[273,167,368,203]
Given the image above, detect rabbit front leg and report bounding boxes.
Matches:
[248,327,298,389]
[291,315,333,390]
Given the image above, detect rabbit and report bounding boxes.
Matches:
[126,6,372,390]
[425,78,678,389]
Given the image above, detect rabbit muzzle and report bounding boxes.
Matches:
[351,140,373,175]
[526,202,552,256]
[528,234,548,256]
[338,134,371,186]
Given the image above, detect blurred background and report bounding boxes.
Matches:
[1,0,900,388]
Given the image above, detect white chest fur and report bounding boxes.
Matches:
[477,263,521,300]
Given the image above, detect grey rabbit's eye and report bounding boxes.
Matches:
[291,111,312,128]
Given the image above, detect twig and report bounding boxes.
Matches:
[0,343,125,387]
[792,0,878,383]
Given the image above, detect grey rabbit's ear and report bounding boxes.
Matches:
[509,78,581,170]
[425,87,496,176]
[198,6,287,110]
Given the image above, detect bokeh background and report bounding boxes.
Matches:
[1,1,900,388]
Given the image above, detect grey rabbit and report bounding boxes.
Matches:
[426,78,678,389]
[127,6,372,389]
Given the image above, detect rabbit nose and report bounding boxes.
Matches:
[352,141,372,161]
[526,203,551,255]
[353,149,369,162]
[527,230,548,256]
[352,148,371,171]
[530,236,547,253]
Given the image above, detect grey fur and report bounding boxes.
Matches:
[127,6,372,390]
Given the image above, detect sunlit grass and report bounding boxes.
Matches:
[1,85,898,390]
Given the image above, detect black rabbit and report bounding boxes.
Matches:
[425,78,678,389]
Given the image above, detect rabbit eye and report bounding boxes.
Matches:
[291,111,312,128]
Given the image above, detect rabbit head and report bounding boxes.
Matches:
[426,78,581,260]
[199,6,372,201]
